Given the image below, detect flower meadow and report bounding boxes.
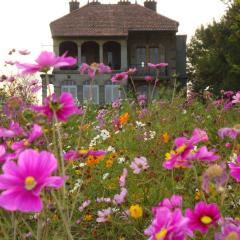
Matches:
[1,51,240,239]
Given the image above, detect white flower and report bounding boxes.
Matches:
[117,157,126,164]
[107,146,115,152]
[136,121,146,128]
[100,129,110,140]
[102,173,110,180]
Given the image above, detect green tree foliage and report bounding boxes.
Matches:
[187,0,240,94]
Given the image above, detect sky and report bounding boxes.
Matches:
[0,0,227,67]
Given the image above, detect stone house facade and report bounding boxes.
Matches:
[44,0,187,104]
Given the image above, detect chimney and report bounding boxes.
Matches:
[118,0,131,5]
[144,0,157,12]
[69,0,80,13]
[89,0,101,5]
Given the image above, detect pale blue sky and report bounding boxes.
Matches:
[0,0,227,66]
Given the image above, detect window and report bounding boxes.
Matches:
[83,85,99,104]
[61,80,77,99]
[105,85,121,103]
[149,47,159,64]
[107,52,113,67]
[136,47,146,67]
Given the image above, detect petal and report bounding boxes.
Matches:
[43,176,67,189]
[0,189,43,212]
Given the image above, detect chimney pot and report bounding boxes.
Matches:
[144,0,157,12]
[69,0,80,13]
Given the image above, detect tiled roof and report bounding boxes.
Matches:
[50,3,178,37]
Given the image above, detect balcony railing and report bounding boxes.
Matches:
[129,64,169,77]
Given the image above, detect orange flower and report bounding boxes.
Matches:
[85,156,100,166]
[162,132,170,143]
[106,159,113,168]
[119,112,129,125]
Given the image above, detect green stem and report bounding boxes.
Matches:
[171,75,177,104]
[51,191,73,240]
[193,165,207,202]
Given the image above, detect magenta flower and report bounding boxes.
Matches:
[218,128,239,139]
[0,149,66,212]
[80,63,111,79]
[145,207,192,240]
[127,67,137,75]
[0,121,24,138]
[111,72,128,83]
[11,124,43,154]
[16,51,77,74]
[130,156,149,174]
[152,195,182,215]
[148,62,168,69]
[186,201,220,233]
[215,218,240,240]
[137,94,147,107]
[33,92,80,122]
[96,208,112,223]
[144,75,154,82]
[18,49,30,55]
[229,155,240,182]
[232,92,240,104]
[191,129,209,143]
[190,146,220,162]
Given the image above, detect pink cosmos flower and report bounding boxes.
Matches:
[11,124,43,154]
[16,51,77,74]
[119,168,128,188]
[127,67,137,75]
[152,195,182,215]
[112,99,121,109]
[111,72,128,83]
[0,121,24,138]
[96,208,112,223]
[0,145,15,163]
[215,217,240,240]
[18,49,31,55]
[185,201,220,233]
[0,149,66,212]
[5,60,17,65]
[229,155,240,182]
[232,92,240,104]
[113,187,127,205]
[79,200,91,212]
[191,129,209,143]
[148,62,168,69]
[130,156,149,174]
[96,197,112,203]
[145,207,192,240]
[137,94,147,107]
[218,128,239,139]
[80,63,111,79]
[190,146,220,162]
[32,92,80,122]
[144,75,154,82]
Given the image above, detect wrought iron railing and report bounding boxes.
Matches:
[128,64,168,77]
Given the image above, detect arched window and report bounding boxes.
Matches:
[103,41,121,70]
[81,41,99,64]
[59,41,78,70]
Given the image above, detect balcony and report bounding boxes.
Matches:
[129,64,169,78]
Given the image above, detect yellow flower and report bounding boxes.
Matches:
[84,214,93,221]
[75,169,81,175]
[162,132,170,143]
[106,159,113,168]
[129,204,143,219]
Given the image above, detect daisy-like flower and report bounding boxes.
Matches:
[32,92,81,122]
[148,62,168,69]
[16,51,77,74]
[186,201,220,233]
[130,156,149,174]
[218,128,239,140]
[129,204,143,219]
[96,208,112,223]
[79,200,91,212]
[229,155,240,182]
[189,146,220,162]
[0,149,66,212]
[145,207,192,240]
[111,72,128,83]
[80,63,111,79]
[119,168,128,187]
[144,75,154,82]
[232,92,240,104]
[113,188,128,205]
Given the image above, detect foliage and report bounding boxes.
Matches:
[187,0,240,94]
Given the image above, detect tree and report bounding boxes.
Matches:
[187,0,240,94]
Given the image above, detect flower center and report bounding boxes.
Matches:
[49,101,62,111]
[224,232,239,240]
[201,216,212,225]
[155,228,168,239]
[25,176,37,191]
[176,144,187,154]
